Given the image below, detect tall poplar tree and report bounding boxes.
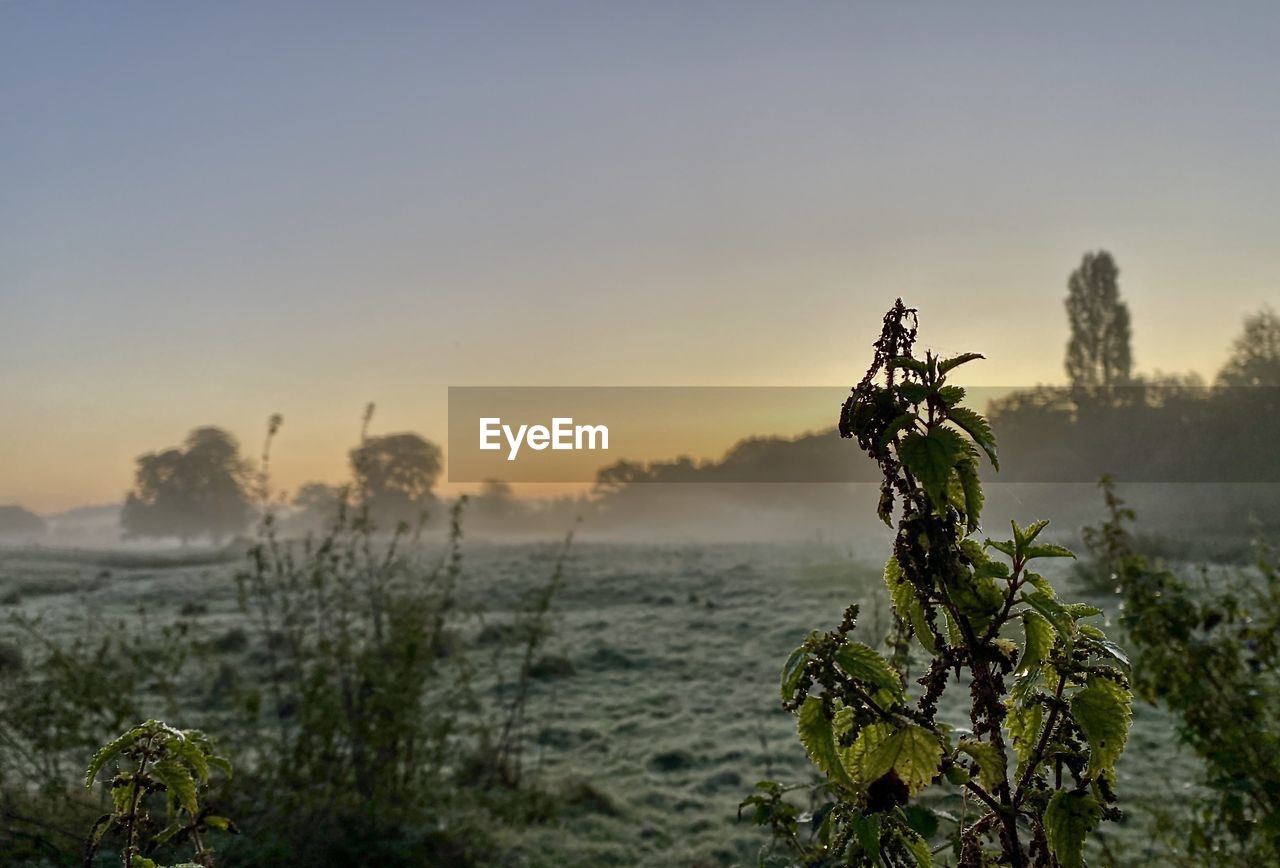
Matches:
[1064,250,1133,404]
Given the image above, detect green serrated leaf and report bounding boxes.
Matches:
[1094,638,1131,669]
[845,722,890,784]
[834,642,904,703]
[1044,789,1101,868]
[85,724,149,788]
[853,723,941,795]
[1012,519,1048,545]
[1006,699,1043,764]
[154,822,183,845]
[947,405,999,470]
[832,703,859,770]
[153,758,199,814]
[167,734,210,784]
[781,642,810,702]
[112,781,137,815]
[1019,610,1054,675]
[889,356,930,375]
[938,352,984,375]
[903,804,940,839]
[974,561,1011,581]
[851,812,881,860]
[986,538,1016,558]
[1065,603,1101,619]
[885,556,937,654]
[878,413,918,449]
[899,427,966,511]
[899,382,934,404]
[957,738,1005,789]
[1024,572,1055,598]
[897,827,934,867]
[1024,542,1076,561]
[938,385,966,406]
[1010,666,1043,704]
[797,696,853,789]
[943,612,963,647]
[86,813,112,848]
[1021,591,1077,639]
[950,574,1005,633]
[1070,677,1132,780]
[954,453,983,533]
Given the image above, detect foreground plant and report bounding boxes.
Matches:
[746,302,1132,866]
[84,720,234,867]
[1084,478,1280,865]
[222,410,574,863]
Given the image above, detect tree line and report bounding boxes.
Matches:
[990,251,1279,490]
[109,251,1279,544]
[120,410,444,545]
[592,251,1280,493]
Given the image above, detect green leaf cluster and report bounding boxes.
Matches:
[85,720,234,868]
[1080,478,1280,864]
[751,303,1133,867]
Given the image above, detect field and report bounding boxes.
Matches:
[0,538,1206,867]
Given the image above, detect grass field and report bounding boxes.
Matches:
[0,539,1206,867]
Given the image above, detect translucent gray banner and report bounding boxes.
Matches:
[447,385,1280,484]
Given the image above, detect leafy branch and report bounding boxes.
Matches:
[746,301,1133,867]
[83,720,234,868]
[1083,478,1280,864]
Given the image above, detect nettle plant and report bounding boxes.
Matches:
[748,302,1133,867]
[84,720,234,868]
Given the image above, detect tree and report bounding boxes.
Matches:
[349,432,442,528]
[286,481,345,534]
[121,427,252,544]
[472,479,517,523]
[1065,250,1133,404]
[1217,306,1280,387]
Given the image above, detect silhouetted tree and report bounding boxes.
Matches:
[593,460,651,495]
[470,479,528,531]
[1065,250,1132,405]
[474,479,515,513]
[1217,306,1280,387]
[286,481,345,534]
[121,427,252,544]
[349,432,442,527]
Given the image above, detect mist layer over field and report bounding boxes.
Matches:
[0,481,1246,865]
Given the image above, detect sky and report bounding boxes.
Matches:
[3,1,1279,512]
